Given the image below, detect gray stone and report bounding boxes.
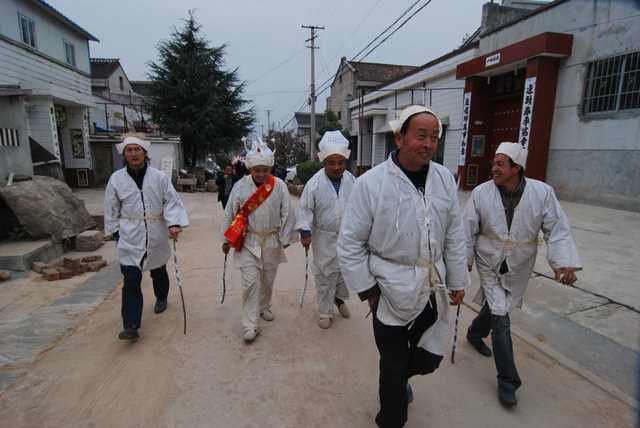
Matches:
[76,230,104,252]
[0,240,63,272]
[31,261,50,273]
[0,175,95,241]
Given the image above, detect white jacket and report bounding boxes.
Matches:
[466,178,581,316]
[222,175,297,269]
[295,169,356,274]
[104,166,189,270]
[338,158,468,356]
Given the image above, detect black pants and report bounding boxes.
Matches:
[467,302,522,393]
[373,295,443,428]
[120,264,169,330]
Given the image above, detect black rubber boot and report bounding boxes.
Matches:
[467,335,493,357]
[118,327,139,341]
[154,299,168,314]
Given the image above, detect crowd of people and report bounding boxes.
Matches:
[104,105,581,427]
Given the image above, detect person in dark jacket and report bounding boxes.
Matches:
[216,165,237,209]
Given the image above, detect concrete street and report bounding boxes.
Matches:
[0,190,636,427]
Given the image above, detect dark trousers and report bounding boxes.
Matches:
[373,295,443,428]
[120,264,169,329]
[467,302,522,393]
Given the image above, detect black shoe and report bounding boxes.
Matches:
[498,387,518,407]
[406,383,414,404]
[118,328,139,341]
[467,335,492,357]
[154,299,167,314]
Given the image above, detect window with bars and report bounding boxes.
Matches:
[583,51,640,114]
[18,14,36,48]
[63,40,76,66]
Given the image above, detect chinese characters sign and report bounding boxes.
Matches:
[458,92,472,166]
[518,77,536,149]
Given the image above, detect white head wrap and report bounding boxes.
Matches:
[388,105,442,138]
[116,135,150,155]
[244,137,275,168]
[317,131,351,162]
[496,142,527,169]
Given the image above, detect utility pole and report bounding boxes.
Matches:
[266,109,272,135]
[302,24,324,160]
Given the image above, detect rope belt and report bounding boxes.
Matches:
[247,228,278,237]
[120,213,164,222]
[483,233,538,248]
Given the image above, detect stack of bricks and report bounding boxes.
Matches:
[33,255,108,281]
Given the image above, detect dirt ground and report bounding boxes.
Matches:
[0,192,634,427]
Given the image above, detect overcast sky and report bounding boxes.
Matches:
[49,0,488,134]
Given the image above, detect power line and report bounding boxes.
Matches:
[350,0,423,62]
[315,0,434,99]
[359,0,434,61]
[247,46,305,85]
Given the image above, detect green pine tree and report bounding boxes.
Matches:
[147,11,254,167]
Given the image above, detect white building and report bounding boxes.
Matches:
[0,0,98,186]
[348,0,640,211]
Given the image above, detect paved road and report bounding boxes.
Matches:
[0,192,634,427]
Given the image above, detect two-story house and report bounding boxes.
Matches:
[325,58,417,133]
[0,0,98,186]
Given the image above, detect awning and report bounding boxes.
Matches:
[29,137,58,163]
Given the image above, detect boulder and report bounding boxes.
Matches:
[0,271,10,282]
[0,176,95,241]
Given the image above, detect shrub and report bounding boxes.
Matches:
[296,160,323,184]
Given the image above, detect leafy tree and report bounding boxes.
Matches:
[147,11,254,166]
[318,109,350,141]
[265,129,308,167]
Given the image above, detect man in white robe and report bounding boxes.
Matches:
[296,131,356,329]
[222,139,296,343]
[465,142,581,407]
[338,106,468,428]
[104,135,189,341]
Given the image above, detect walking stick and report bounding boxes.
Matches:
[221,253,228,304]
[451,304,462,364]
[172,240,187,335]
[299,247,309,308]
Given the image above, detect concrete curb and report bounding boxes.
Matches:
[0,263,121,393]
[463,301,637,409]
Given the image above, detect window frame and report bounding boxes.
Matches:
[582,51,640,115]
[18,13,36,48]
[63,39,76,67]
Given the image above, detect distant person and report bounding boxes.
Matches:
[234,160,248,181]
[296,131,355,329]
[216,164,237,209]
[465,142,581,407]
[104,134,189,341]
[221,139,297,343]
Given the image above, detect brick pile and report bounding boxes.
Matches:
[33,256,108,281]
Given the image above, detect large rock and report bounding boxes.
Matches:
[0,176,95,241]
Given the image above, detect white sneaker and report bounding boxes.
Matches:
[318,317,332,329]
[337,302,351,319]
[260,309,275,322]
[243,328,259,343]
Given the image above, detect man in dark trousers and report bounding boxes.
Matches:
[338,106,468,427]
[104,134,189,341]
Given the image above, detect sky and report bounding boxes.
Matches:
[48,0,488,135]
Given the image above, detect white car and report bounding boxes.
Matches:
[285,166,297,183]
